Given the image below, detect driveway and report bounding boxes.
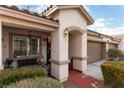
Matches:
[85,60,105,80]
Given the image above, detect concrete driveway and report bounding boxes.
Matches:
[85,60,105,80]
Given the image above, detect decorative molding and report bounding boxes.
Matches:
[72,56,88,60]
[65,26,84,34]
[50,59,70,65]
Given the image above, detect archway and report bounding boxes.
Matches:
[67,26,84,72]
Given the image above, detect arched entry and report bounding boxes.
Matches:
[67,26,84,72]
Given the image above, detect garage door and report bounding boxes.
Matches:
[87,41,103,64]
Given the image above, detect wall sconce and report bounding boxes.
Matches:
[107,40,109,43]
[64,28,68,37]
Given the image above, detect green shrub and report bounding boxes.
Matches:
[101,61,124,87]
[5,77,62,88]
[107,49,123,61]
[0,67,47,87]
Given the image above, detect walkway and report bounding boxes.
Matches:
[63,70,103,88]
[86,60,105,80]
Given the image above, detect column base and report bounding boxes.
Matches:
[0,64,4,70]
[72,56,87,73]
[50,59,70,82]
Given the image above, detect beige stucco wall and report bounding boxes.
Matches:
[0,22,3,69]
[52,9,87,61]
[69,34,83,57]
[50,8,88,81]
[119,38,124,52]
[69,33,87,72]
[2,28,9,63]
[2,26,47,63]
[42,35,47,62]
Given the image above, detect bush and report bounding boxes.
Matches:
[101,61,124,87]
[107,49,123,61]
[0,67,47,87]
[5,77,62,88]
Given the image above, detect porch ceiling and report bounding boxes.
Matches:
[0,6,59,32]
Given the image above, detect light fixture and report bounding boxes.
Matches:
[64,28,68,37]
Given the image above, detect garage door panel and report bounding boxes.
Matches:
[87,41,103,64]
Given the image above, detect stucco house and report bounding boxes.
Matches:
[0,5,122,82]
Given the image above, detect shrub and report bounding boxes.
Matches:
[107,49,123,61]
[101,61,124,87]
[0,67,47,87]
[5,77,62,88]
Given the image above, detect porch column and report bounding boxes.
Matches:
[0,21,3,69]
[105,42,109,59]
[81,31,87,73]
[50,29,69,82]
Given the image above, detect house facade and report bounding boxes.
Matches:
[0,5,121,82]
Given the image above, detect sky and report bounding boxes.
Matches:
[87,5,124,36]
[16,5,124,36]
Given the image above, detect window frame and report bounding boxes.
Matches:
[9,33,42,58]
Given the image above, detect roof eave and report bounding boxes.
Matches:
[43,5,94,25]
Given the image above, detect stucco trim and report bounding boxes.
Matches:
[65,26,84,34]
[0,6,59,27]
[108,41,119,45]
[72,56,88,60]
[88,36,106,43]
[50,59,70,65]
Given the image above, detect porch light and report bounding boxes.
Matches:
[64,29,68,37]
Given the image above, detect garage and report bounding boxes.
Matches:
[87,41,103,64]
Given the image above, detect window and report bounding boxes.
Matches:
[13,36,40,57]
[29,37,39,55]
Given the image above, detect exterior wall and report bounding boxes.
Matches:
[42,35,47,62]
[69,34,84,71]
[0,22,3,69]
[108,43,117,49]
[81,32,87,72]
[102,42,107,59]
[2,26,47,63]
[69,35,82,58]
[119,38,124,52]
[2,28,9,63]
[50,8,88,81]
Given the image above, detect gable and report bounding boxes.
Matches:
[43,5,94,25]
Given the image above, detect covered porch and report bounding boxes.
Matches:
[0,6,59,69]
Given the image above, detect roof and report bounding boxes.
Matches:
[112,34,124,40]
[87,29,121,42]
[42,5,94,25]
[0,5,59,22]
[87,29,111,38]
